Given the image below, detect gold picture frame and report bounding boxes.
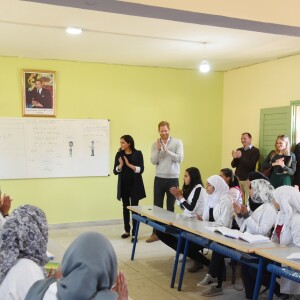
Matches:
[22,69,56,117]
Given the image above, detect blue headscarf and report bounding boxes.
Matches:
[26,232,118,300]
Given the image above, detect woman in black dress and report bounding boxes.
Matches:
[114,135,146,242]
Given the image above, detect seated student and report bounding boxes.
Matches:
[237,179,278,299]
[219,168,242,230]
[170,167,207,218]
[219,168,243,205]
[25,231,129,300]
[156,167,210,272]
[272,186,300,296]
[0,192,12,230]
[234,179,277,236]
[0,205,49,300]
[198,178,276,297]
[201,175,232,227]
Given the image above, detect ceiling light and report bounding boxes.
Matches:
[66,27,83,35]
[199,60,210,73]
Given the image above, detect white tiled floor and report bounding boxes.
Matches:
[48,222,277,300]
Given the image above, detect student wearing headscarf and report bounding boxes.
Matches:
[197,176,233,297]
[198,178,277,297]
[202,175,232,227]
[236,179,278,299]
[234,179,277,235]
[0,205,49,300]
[272,186,300,295]
[25,232,128,300]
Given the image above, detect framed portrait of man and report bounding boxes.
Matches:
[22,70,56,117]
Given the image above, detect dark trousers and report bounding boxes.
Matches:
[156,231,210,266]
[154,176,179,211]
[209,251,226,287]
[122,195,139,236]
[153,177,178,235]
[241,263,281,299]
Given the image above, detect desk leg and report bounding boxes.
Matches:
[171,233,183,288]
[131,220,140,261]
[267,270,276,300]
[253,256,265,300]
[178,239,190,291]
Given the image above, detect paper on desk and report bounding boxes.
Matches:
[287,253,300,260]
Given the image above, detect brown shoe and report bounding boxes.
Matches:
[187,260,204,273]
[146,233,159,243]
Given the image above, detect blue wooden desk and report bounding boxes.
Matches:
[172,217,285,299]
[256,247,300,300]
[128,205,179,260]
[128,205,286,300]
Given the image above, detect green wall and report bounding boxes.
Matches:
[0,56,223,224]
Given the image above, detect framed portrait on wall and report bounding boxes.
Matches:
[22,69,56,117]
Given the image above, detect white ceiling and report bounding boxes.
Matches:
[1,0,300,71]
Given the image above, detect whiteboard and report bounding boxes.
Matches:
[0,118,110,179]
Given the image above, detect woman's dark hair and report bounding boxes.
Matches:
[220,168,239,188]
[120,135,135,151]
[182,167,203,199]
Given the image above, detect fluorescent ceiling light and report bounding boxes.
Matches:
[66,27,83,35]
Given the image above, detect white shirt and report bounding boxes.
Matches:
[0,258,44,300]
[212,195,233,228]
[236,203,277,235]
[178,184,207,218]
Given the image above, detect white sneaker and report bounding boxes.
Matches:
[197,274,218,287]
[200,285,223,297]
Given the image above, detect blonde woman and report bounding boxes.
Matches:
[261,135,296,188]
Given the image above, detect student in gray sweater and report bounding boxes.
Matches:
[146,121,184,243]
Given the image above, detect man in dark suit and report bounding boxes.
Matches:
[29,79,52,109]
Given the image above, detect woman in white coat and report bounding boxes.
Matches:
[201,175,232,227]
[272,185,300,296]
[234,179,277,236]
[233,179,278,299]
[197,175,233,297]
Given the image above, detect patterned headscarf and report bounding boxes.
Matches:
[0,205,49,284]
[25,232,118,300]
[250,179,274,204]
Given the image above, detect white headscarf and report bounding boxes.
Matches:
[207,175,229,208]
[273,186,300,226]
[202,175,229,220]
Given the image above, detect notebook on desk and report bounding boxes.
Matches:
[205,226,271,243]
